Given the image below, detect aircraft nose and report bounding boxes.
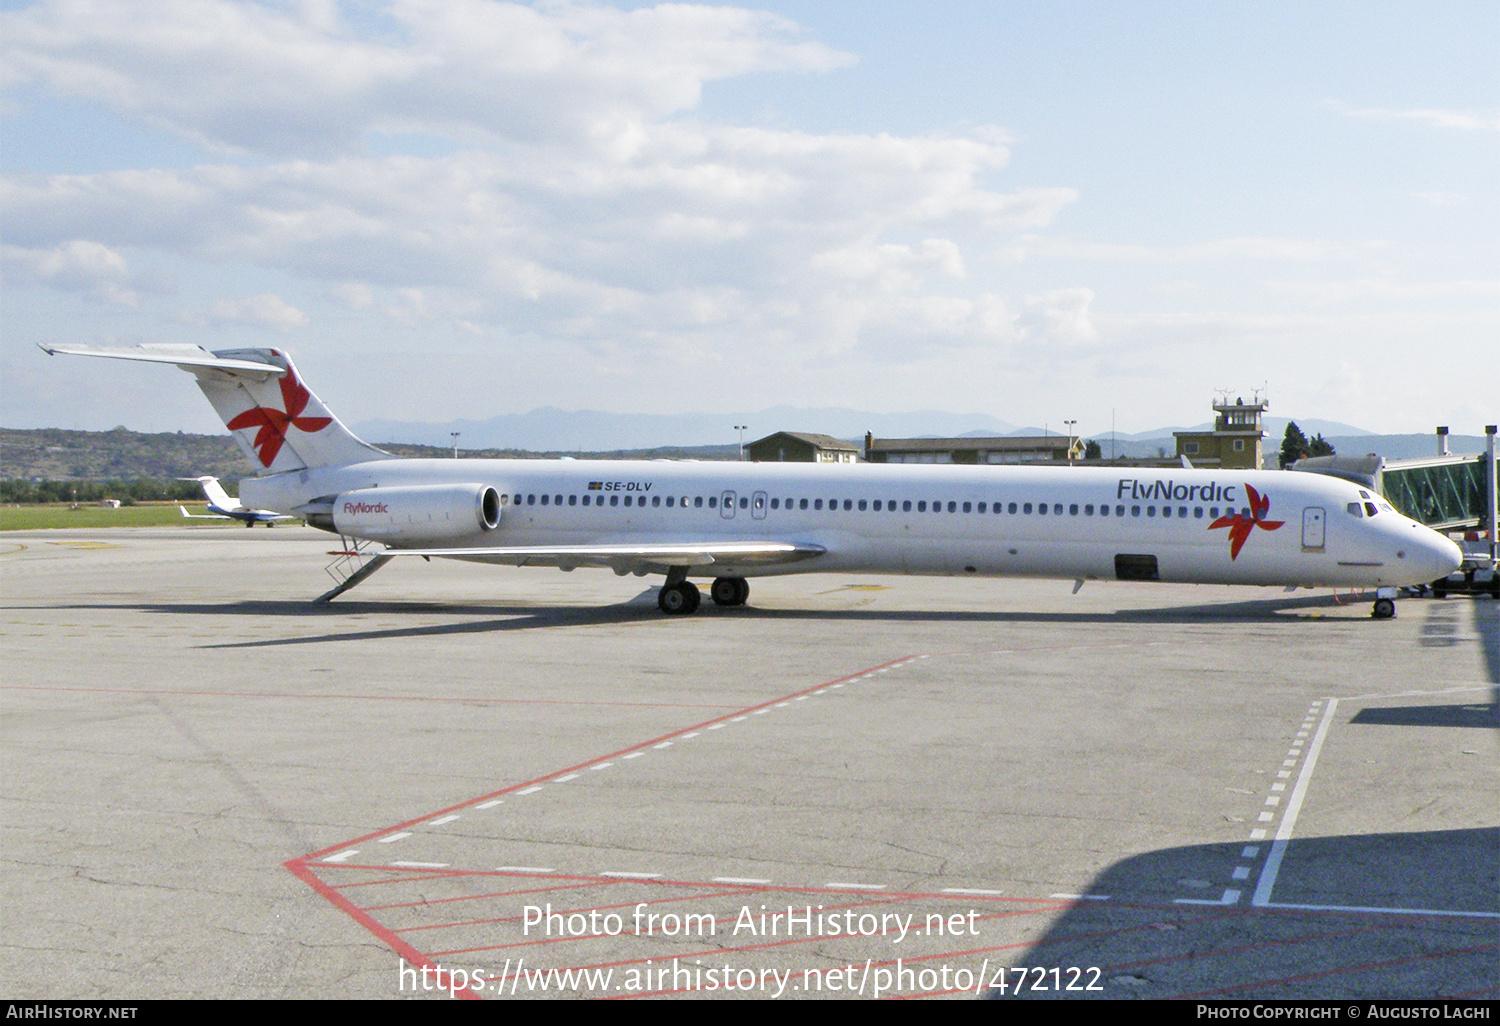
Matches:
[1413,530,1463,581]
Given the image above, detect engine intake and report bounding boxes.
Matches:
[332,483,500,542]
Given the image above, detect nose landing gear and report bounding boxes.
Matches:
[1371,586,1398,619]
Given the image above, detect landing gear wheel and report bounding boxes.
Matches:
[710,576,749,607]
[1371,597,1396,619]
[658,581,701,615]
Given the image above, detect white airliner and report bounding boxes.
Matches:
[42,344,1461,617]
[178,475,291,526]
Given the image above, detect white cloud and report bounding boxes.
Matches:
[1,0,855,156]
[1328,102,1500,133]
[188,292,308,330]
[1006,235,1386,264]
[1,239,140,305]
[1017,288,1097,346]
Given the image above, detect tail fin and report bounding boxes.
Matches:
[182,475,237,510]
[41,344,388,473]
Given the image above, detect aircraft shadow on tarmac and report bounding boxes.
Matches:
[37,589,1487,651]
[986,826,1499,1000]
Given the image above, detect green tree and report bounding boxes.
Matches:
[1280,422,1310,468]
[1308,433,1336,458]
[1083,439,1102,460]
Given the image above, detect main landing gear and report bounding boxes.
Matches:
[657,572,749,615]
[710,576,749,607]
[657,580,701,614]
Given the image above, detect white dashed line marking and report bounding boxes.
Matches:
[943,888,1005,896]
[476,800,503,809]
[554,773,580,782]
[828,882,886,890]
[323,850,359,863]
[713,877,772,885]
[391,861,449,869]
[497,866,555,874]
[377,832,412,843]
[591,762,613,770]
[601,871,663,880]
[517,786,544,795]
[428,815,460,826]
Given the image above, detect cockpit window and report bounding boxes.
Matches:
[1364,502,1378,517]
[1346,502,1362,517]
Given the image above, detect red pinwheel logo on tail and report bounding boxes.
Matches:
[225,370,333,467]
[1209,484,1285,560]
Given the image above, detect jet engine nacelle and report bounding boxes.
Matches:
[332,483,501,542]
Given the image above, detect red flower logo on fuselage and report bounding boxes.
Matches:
[1209,483,1285,560]
[225,370,332,467]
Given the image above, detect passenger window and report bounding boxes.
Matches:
[800,498,809,510]
[1161,506,1170,517]
[1023,503,1033,514]
[1069,504,1078,515]
[1054,504,1062,515]
[917,500,927,512]
[844,499,853,511]
[814,499,824,510]
[708,496,718,509]
[1131,506,1140,517]
[1147,506,1156,517]
[694,496,703,508]
[858,500,867,511]
[740,497,749,509]
[1008,503,1018,514]
[609,495,619,506]
[666,496,675,508]
[652,496,661,507]
[903,500,912,512]
[977,502,986,513]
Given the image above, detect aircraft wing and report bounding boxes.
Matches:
[381,540,826,571]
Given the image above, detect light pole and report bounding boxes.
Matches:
[735,425,747,461]
[451,432,460,459]
[1063,419,1077,466]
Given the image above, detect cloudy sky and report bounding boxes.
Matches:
[3,0,1496,440]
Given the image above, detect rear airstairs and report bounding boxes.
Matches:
[316,536,392,603]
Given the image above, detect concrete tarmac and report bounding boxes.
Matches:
[2,525,1495,1000]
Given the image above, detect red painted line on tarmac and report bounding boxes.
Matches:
[284,857,481,1002]
[364,879,606,911]
[404,886,762,934]
[299,653,923,860]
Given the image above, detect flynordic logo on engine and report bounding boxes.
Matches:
[342,501,389,515]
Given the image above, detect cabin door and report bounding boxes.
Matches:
[1301,507,1326,551]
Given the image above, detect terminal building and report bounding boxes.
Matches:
[744,432,862,464]
[864,433,1083,464]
